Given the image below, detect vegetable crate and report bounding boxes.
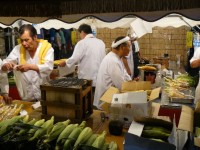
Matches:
[40,78,93,123]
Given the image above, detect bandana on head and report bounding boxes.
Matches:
[111,36,130,48]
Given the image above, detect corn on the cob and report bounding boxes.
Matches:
[92,130,107,149]
[0,106,12,121]
[85,133,98,146]
[73,126,93,149]
[12,104,23,116]
[28,119,45,135]
[108,141,118,150]
[17,118,37,135]
[0,105,9,115]
[22,115,29,123]
[102,143,109,150]
[56,123,78,145]
[0,115,22,136]
[63,121,86,150]
[29,116,54,141]
[43,119,70,143]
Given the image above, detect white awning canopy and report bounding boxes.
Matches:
[0,14,199,30]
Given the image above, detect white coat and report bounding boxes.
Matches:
[94,51,132,108]
[66,34,106,87]
[190,47,200,104]
[2,43,54,101]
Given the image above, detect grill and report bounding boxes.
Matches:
[48,77,88,89]
[40,77,93,123]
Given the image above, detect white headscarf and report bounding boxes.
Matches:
[111,36,130,48]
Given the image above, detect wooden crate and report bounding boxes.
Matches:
[40,80,93,123]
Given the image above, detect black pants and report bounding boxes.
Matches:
[133,52,140,78]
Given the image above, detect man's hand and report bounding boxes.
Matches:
[134,77,140,81]
[16,64,31,72]
[1,63,15,71]
[58,61,66,67]
[2,95,12,104]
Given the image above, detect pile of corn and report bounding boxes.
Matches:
[0,102,23,121]
[0,115,118,150]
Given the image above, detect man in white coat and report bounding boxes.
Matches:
[94,36,132,109]
[58,24,106,90]
[122,33,140,80]
[190,46,200,104]
[1,24,54,101]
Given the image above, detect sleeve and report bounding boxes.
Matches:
[37,47,54,78]
[190,47,200,63]
[2,46,20,65]
[66,41,84,68]
[109,61,131,90]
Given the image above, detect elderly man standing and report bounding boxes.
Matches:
[59,24,106,92]
[94,36,132,109]
[1,24,54,101]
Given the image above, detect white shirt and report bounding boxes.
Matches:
[2,43,54,101]
[190,47,200,103]
[190,47,200,77]
[93,51,132,108]
[0,59,9,94]
[66,34,106,87]
[190,47,200,65]
[125,44,134,78]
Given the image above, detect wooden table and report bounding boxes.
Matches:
[85,110,126,150]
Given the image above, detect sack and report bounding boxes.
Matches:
[13,70,28,100]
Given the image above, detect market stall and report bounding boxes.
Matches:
[0,0,200,150]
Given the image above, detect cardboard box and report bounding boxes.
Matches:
[100,81,161,112]
[99,81,161,125]
[127,102,194,150]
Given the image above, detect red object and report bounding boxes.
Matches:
[9,85,21,100]
[158,105,182,127]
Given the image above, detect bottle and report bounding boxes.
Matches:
[155,71,162,88]
[161,89,169,105]
[193,33,200,48]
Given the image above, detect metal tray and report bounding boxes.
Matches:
[170,97,194,104]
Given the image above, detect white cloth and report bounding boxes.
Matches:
[134,41,140,53]
[0,59,9,94]
[124,44,134,78]
[66,34,106,87]
[124,41,139,78]
[111,36,130,48]
[190,47,200,103]
[93,51,132,108]
[2,43,54,101]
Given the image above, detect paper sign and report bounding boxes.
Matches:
[186,31,193,48]
[178,105,193,132]
[128,120,144,136]
[130,18,152,38]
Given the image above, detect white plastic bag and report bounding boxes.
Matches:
[13,70,28,100]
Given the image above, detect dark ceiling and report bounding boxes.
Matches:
[0,0,199,24]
